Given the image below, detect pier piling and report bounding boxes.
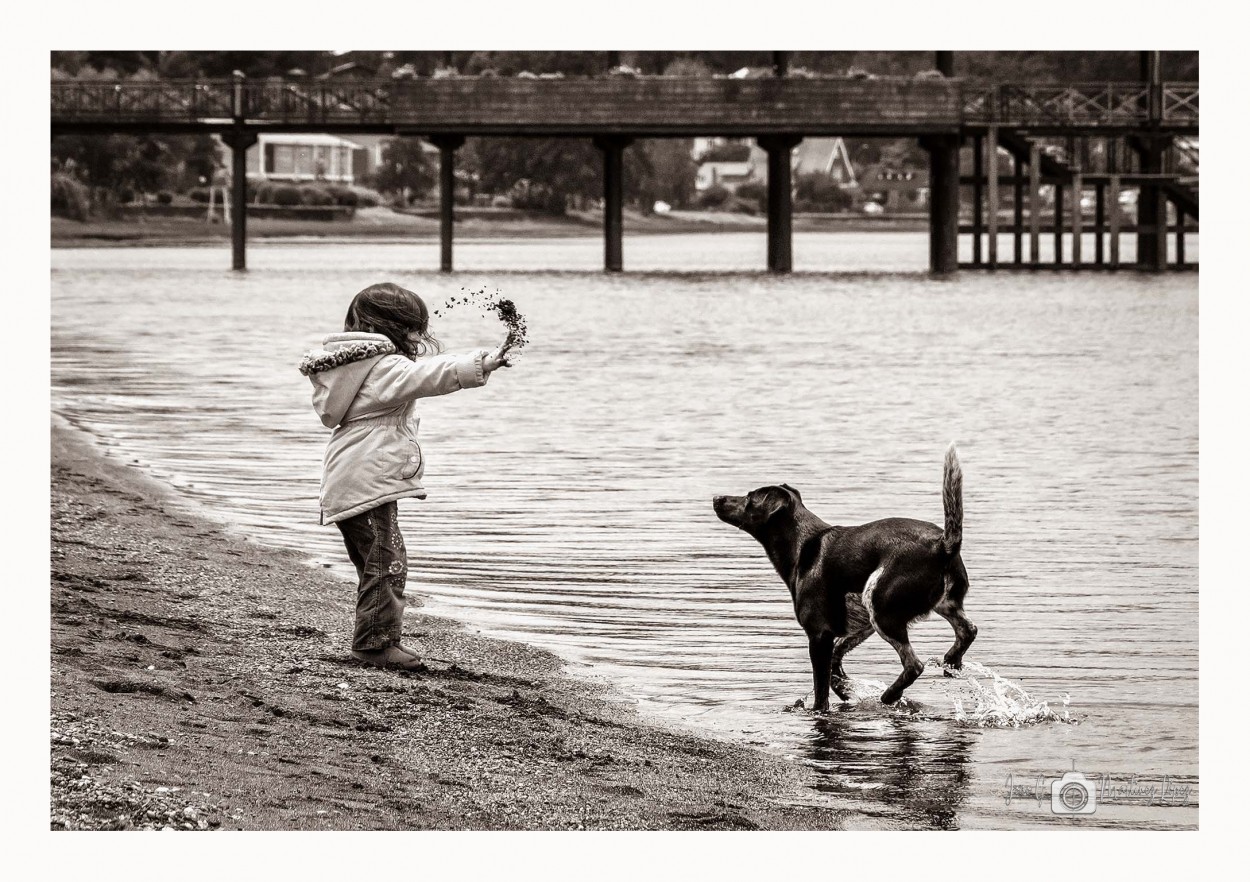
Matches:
[429,135,465,273]
[759,135,802,272]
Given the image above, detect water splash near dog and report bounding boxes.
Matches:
[785,660,1074,727]
[930,660,1073,728]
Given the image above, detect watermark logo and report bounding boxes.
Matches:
[1005,764,1194,816]
[1051,771,1097,815]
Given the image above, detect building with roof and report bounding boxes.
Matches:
[246,133,366,184]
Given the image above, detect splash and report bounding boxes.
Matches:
[785,661,1075,727]
[931,660,1074,728]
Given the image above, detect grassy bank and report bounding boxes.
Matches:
[51,206,927,248]
[49,420,856,831]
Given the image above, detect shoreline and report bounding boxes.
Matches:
[50,208,930,249]
[50,420,855,831]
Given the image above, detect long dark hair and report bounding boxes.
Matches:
[343,282,442,359]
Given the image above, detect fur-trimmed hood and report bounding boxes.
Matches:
[301,332,400,429]
[299,334,397,376]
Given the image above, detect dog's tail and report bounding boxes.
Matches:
[941,442,963,557]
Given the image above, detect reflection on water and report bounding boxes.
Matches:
[804,708,976,830]
[50,233,1198,829]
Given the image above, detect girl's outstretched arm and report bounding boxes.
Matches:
[365,349,492,407]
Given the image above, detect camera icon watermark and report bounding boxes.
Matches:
[1051,770,1098,815]
[1005,764,1194,817]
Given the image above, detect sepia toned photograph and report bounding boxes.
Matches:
[44,23,1209,861]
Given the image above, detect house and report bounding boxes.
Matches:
[245,133,366,184]
[793,137,857,186]
[859,164,930,211]
[695,161,759,192]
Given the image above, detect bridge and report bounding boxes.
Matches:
[51,53,1198,274]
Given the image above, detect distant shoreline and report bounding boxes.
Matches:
[51,207,930,248]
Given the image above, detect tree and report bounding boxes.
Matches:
[633,139,698,210]
[470,137,600,214]
[374,138,436,204]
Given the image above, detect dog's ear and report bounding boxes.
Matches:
[761,487,795,522]
[779,483,802,503]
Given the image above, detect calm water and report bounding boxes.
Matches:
[50,233,1199,829]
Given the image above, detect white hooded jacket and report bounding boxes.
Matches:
[300,332,490,524]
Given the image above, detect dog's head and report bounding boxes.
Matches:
[713,484,803,535]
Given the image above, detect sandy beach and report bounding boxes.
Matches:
[49,421,854,831]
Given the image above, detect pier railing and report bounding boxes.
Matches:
[51,76,958,135]
[51,76,1199,135]
[961,81,1198,129]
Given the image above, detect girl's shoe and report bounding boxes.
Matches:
[351,645,424,671]
[395,643,422,660]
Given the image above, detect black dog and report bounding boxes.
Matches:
[712,445,976,709]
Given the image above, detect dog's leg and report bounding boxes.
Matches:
[808,631,835,712]
[935,559,977,675]
[831,595,873,701]
[862,568,925,704]
[877,624,924,705]
[934,602,978,674]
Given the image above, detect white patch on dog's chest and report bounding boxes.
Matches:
[861,566,885,631]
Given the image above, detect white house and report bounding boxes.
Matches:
[246,133,365,184]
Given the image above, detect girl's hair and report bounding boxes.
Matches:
[343,282,442,359]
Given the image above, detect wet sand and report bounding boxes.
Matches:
[50,422,852,831]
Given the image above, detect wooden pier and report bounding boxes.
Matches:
[50,52,1198,274]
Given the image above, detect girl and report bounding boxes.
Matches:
[299,282,512,671]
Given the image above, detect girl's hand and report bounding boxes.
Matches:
[483,338,513,373]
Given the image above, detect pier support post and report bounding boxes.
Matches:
[758,135,802,273]
[429,136,465,273]
[1094,183,1106,266]
[922,134,960,276]
[986,126,999,267]
[1176,207,1186,266]
[221,128,257,272]
[1071,171,1083,266]
[1053,184,1064,267]
[594,135,632,272]
[1109,175,1121,268]
[1013,152,1024,264]
[1029,143,1041,264]
[972,134,983,265]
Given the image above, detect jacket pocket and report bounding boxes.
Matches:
[398,437,423,480]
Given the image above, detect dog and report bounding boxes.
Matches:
[712,444,976,710]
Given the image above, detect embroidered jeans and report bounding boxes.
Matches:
[335,501,408,652]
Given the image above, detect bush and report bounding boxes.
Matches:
[51,173,91,221]
[300,185,335,207]
[735,180,767,212]
[696,184,731,209]
[188,187,211,203]
[156,191,173,204]
[795,172,854,212]
[324,185,358,207]
[270,185,303,206]
[117,188,136,204]
[350,186,382,208]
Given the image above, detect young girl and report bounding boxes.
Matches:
[299,282,512,670]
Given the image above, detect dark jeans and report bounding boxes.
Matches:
[335,501,408,652]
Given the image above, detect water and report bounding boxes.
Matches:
[50,232,1199,829]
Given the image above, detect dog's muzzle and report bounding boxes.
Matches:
[713,495,746,526]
